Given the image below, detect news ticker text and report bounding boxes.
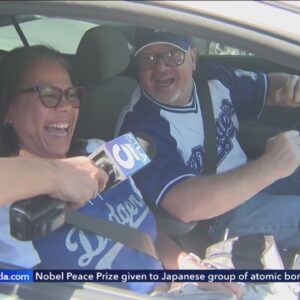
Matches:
[2,270,300,283]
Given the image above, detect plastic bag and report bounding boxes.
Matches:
[204,234,299,300]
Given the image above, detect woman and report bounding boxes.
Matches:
[0,45,241,298]
[0,45,162,294]
[0,46,108,268]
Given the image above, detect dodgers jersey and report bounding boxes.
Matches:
[34,139,162,294]
[117,63,268,206]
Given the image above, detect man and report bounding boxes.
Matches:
[117,26,300,252]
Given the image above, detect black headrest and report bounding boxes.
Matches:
[76,26,130,85]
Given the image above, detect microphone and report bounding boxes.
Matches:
[89,132,155,192]
[9,132,155,241]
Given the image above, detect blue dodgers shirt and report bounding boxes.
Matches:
[33,139,162,294]
[117,63,268,206]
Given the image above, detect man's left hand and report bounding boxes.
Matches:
[267,73,300,107]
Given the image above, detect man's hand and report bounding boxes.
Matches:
[50,156,108,209]
[267,73,300,107]
[177,253,243,300]
[262,130,300,180]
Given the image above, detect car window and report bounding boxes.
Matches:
[0,16,25,50]
[0,15,135,55]
[0,14,252,56]
[207,41,253,55]
[0,15,101,54]
[193,36,253,56]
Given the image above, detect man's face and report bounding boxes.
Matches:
[136,43,197,106]
[5,59,79,158]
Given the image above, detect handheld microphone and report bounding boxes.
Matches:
[89,131,155,192]
[9,132,154,241]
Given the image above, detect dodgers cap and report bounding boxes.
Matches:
[135,27,192,56]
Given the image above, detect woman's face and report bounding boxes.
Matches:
[5,58,79,158]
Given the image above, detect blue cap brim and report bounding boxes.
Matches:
[135,27,192,56]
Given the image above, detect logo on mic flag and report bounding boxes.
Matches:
[88,132,152,190]
[106,132,151,177]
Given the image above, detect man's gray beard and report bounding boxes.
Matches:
[156,88,181,105]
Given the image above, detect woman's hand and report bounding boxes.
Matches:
[19,150,108,208]
[50,156,108,209]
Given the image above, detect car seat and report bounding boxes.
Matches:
[74,25,138,141]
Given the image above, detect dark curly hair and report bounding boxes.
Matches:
[0,45,73,156]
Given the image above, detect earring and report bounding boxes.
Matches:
[3,120,10,128]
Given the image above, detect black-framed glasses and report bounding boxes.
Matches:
[19,85,85,108]
[136,49,188,70]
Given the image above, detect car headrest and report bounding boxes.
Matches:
[75,26,130,85]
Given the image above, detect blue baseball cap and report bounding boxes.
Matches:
[135,27,193,56]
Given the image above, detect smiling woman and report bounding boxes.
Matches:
[0,46,80,158]
[7,60,79,158]
[0,45,108,269]
[0,45,164,295]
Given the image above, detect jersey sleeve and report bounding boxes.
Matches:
[203,63,268,120]
[120,108,195,206]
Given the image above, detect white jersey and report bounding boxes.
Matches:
[118,63,268,206]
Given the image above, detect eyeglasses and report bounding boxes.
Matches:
[19,85,85,108]
[136,49,188,70]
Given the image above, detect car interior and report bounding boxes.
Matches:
[0,11,300,298]
[2,13,300,253]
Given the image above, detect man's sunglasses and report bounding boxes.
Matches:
[19,85,86,108]
[136,49,188,71]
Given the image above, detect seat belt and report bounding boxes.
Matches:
[198,78,217,174]
[65,210,158,260]
[169,77,218,257]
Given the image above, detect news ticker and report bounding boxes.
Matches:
[2,270,300,283]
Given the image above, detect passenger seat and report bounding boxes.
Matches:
[74,26,137,141]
